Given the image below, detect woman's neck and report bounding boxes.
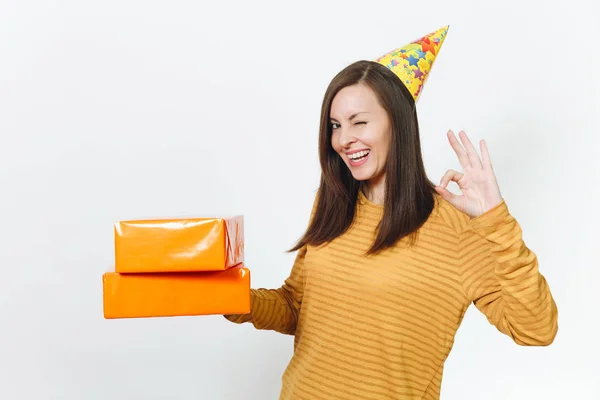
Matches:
[363,177,385,205]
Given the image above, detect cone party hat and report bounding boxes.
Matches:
[375,25,449,102]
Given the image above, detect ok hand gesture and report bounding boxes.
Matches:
[434,130,504,218]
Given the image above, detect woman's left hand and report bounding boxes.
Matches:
[434,130,504,218]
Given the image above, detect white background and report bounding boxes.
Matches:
[1,0,599,399]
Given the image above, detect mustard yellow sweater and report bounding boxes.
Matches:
[225,191,558,399]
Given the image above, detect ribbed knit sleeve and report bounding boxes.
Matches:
[449,200,558,346]
[224,192,318,334]
[223,246,306,335]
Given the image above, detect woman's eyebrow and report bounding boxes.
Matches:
[330,112,370,122]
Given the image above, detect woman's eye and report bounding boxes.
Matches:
[331,123,340,129]
[355,121,366,125]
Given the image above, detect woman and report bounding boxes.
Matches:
[224,43,558,399]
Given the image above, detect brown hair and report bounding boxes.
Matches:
[290,60,437,254]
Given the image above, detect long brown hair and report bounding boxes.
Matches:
[290,60,437,254]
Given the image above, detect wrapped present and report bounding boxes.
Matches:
[102,264,250,319]
[114,216,243,273]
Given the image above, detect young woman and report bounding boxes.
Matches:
[224,57,558,400]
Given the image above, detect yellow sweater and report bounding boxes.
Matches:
[225,191,558,399]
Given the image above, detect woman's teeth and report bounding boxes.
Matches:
[349,150,370,161]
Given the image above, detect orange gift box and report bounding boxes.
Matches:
[102,264,250,319]
[114,216,243,273]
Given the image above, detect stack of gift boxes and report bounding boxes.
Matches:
[102,216,250,319]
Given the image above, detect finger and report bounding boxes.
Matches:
[435,185,460,204]
[447,130,471,169]
[458,131,483,169]
[439,169,464,188]
[480,139,493,170]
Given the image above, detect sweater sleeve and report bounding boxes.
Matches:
[223,245,307,335]
[223,191,319,335]
[452,200,558,346]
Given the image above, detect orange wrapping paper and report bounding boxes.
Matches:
[114,216,243,273]
[102,265,250,319]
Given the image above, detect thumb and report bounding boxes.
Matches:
[435,185,460,205]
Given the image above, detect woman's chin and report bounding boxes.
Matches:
[349,168,375,182]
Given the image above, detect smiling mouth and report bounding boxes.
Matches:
[348,150,370,162]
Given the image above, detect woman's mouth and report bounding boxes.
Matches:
[347,150,370,167]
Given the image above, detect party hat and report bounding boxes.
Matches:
[375,25,449,102]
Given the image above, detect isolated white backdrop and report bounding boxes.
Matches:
[1,0,599,399]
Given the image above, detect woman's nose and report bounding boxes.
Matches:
[338,128,356,148]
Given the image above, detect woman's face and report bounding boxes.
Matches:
[330,83,391,185]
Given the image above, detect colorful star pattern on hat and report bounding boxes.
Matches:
[375,25,449,102]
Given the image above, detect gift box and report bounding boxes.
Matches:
[114,216,244,273]
[103,264,251,319]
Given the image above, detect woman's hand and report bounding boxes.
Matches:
[434,130,504,218]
